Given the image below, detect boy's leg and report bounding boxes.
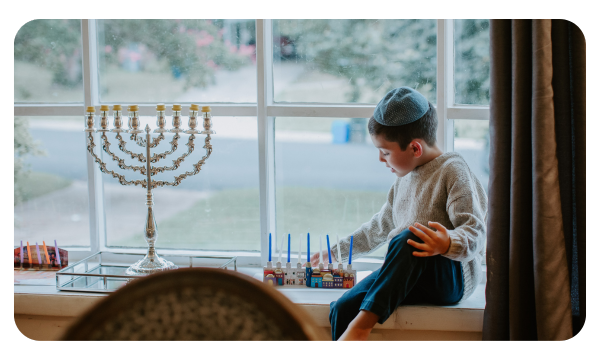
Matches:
[359,229,463,324]
[329,269,379,340]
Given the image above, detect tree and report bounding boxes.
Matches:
[14,20,250,91]
[14,117,44,205]
[275,19,490,105]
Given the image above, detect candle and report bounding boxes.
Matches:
[326,235,332,264]
[287,234,291,263]
[349,236,353,265]
[54,240,62,267]
[336,234,342,265]
[27,242,32,265]
[35,243,42,266]
[307,233,311,263]
[268,233,272,262]
[319,235,323,264]
[42,241,50,264]
[20,241,23,265]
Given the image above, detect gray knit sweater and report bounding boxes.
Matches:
[330,152,488,302]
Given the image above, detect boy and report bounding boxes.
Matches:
[311,87,487,341]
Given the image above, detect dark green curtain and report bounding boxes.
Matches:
[483,19,585,340]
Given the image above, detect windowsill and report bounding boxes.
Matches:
[14,266,485,337]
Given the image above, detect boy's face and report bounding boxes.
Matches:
[371,134,418,177]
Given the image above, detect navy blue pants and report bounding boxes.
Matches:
[329,229,464,340]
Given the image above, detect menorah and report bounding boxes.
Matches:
[84,103,215,276]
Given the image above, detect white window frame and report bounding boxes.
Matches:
[14,19,489,269]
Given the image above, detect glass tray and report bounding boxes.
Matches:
[56,251,237,293]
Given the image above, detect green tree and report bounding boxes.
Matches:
[14,117,45,205]
[14,20,250,91]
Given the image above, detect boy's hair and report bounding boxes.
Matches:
[368,101,438,150]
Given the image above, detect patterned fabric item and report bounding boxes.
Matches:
[373,86,430,126]
[89,287,290,340]
[331,152,488,302]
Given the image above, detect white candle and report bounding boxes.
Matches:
[337,234,342,265]
[319,235,323,263]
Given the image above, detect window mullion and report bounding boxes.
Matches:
[444,19,455,152]
[81,19,105,254]
[256,19,276,266]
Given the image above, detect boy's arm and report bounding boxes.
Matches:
[330,182,397,263]
[443,173,488,262]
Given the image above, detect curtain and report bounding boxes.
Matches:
[483,19,585,340]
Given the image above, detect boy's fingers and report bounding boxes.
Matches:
[407,239,428,251]
[414,222,437,239]
[412,250,432,257]
[428,221,447,234]
[408,225,432,244]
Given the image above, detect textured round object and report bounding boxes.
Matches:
[172,104,182,111]
[100,105,110,111]
[189,104,199,111]
[201,106,211,113]
[62,268,326,341]
[86,106,96,113]
[156,104,166,111]
[112,105,122,111]
[373,86,429,126]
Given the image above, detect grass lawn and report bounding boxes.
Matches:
[17,171,73,203]
[114,187,388,257]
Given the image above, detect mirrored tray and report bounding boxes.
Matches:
[56,251,237,293]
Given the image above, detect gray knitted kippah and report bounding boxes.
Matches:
[373,87,429,126]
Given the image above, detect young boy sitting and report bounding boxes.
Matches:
[311,87,487,341]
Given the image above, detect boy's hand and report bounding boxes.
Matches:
[407,222,451,257]
[310,250,336,267]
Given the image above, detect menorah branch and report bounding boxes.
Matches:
[117,133,146,162]
[101,133,147,175]
[150,133,180,163]
[151,134,195,175]
[87,132,147,188]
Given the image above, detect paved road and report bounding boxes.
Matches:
[25,128,489,193]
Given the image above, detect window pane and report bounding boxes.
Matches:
[454,20,490,105]
[275,117,394,259]
[97,20,256,103]
[273,20,437,104]
[453,119,490,192]
[14,117,90,247]
[14,20,83,102]
[102,116,260,251]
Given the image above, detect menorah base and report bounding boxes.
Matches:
[125,254,178,276]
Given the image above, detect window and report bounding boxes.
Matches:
[14,20,490,267]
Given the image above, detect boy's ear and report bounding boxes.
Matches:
[410,140,423,158]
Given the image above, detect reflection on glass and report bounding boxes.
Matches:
[275,117,395,259]
[97,20,256,103]
[453,119,490,192]
[103,116,260,251]
[14,117,90,247]
[14,20,83,102]
[454,20,490,105]
[273,20,437,104]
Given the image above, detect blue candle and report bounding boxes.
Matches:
[269,233,272,262]
[349,235,353,265]
[326,235,332,264]
[54,240,61,267]
[287,234,291,263]
[307,233,310,263]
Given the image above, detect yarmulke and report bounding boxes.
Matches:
[373,87,429,126]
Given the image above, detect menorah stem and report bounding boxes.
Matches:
[125,125,177,276]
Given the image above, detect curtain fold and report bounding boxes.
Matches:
[483,19,585,340]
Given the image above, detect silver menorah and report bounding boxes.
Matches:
[84,103,215,276]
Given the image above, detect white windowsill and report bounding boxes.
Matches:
[14,266,485,336]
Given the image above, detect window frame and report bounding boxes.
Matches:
[14,19,489,268]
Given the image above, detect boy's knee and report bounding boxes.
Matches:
[389,229,419,251]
